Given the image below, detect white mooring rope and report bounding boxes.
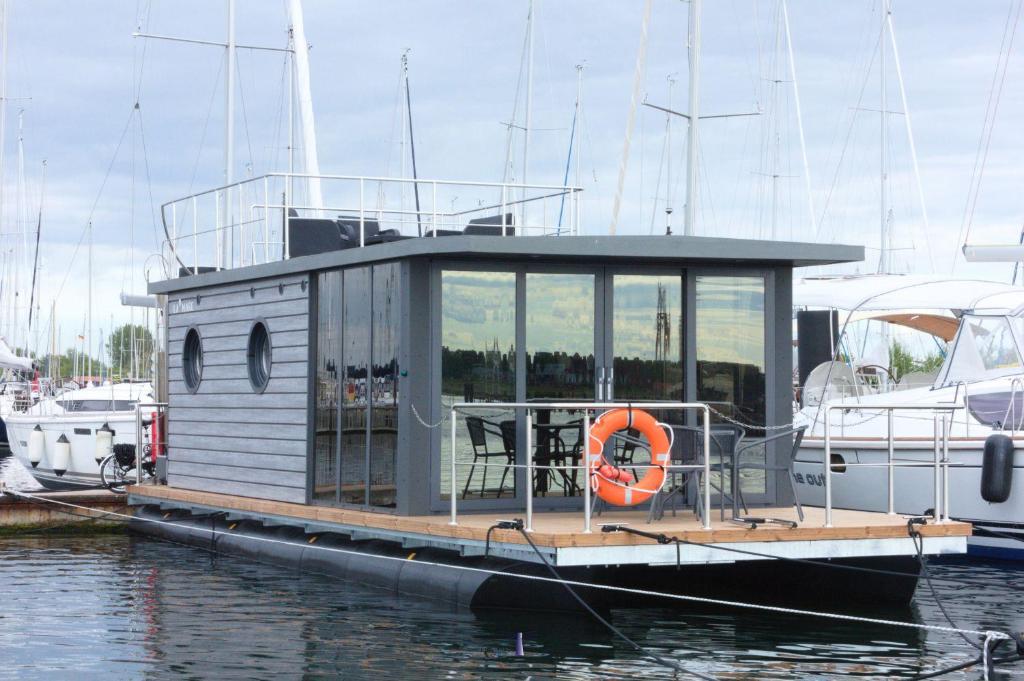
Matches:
[4,488,1010,646]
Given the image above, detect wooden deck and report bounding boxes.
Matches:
[128,484,970,551]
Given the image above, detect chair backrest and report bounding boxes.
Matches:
[465,416,488,450]
[499,419,517,454]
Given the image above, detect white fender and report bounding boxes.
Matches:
[28,425,44,468]
[53,433,70,477]
[95,423,114,464]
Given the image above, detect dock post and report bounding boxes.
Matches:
[824,405,833,528]
[449,408,458,526]
[582,409,591,533]
[886,408,895,515]
[525,409,534,532]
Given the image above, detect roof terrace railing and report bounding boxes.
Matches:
[160,173,583,277]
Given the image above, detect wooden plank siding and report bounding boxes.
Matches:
[165,274,311,504]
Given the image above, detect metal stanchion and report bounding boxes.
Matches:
[824,405,833,528]
[933,414,941,523]
[702,406,711,530]
[582,409,592,533]
[525,409,534,532]
[449,408,457,526]
[887,408,895,515]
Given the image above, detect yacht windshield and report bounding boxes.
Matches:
[939,315,1023,386]
[57,399,136,412]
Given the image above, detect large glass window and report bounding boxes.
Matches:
[696,275,766,495]
[612,275,683,401]
[341,267,370,505]
[440,270,516,501]
[526,273,595,499]
[313,271,341,505]
[370,263,400,508]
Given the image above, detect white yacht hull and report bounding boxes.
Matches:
[7,412,140,490]
[794,437,1024,560]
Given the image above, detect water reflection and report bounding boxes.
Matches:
[0,535,1020,679]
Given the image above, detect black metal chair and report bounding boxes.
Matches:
[461,416,515,499]
[650,424,745,523]
[733,426,808,522]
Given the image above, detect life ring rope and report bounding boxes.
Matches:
[587,408,673,506]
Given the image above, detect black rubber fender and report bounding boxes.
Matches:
[981,433,1015,503]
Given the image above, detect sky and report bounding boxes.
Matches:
[0,0,1021,359]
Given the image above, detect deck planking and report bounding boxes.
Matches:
[127,484,971,549]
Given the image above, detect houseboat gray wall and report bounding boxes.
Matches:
[165,273,310,503]
[153,235,862,515]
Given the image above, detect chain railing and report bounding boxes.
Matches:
[161,173,583,276]
[447,401,713,533]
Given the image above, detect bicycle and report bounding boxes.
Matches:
[100,443,155,493]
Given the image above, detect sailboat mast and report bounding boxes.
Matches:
[87,220,92,380]
[665,75,675,235]
[879,0,889,274]
[521,0,534,222]
[11,107,22,353]
[0,0,7,342]
[685,0,702,237]
[221,0,235,269]
[288,0,322,210]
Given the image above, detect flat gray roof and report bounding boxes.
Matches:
[149,234,863,294]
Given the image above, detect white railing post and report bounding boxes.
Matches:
[359,177,366,248]
[238,181,244,268]
[702,405,711,530]
[525,408,534,532]
[582,409,592,533]
[824,405,833,527]
[501,185,508,236]
[263,175,270,263]
[212,189,221,270]
[170,203,177,274]
[942,413,951,523]
[449,408,458,526]
[432,181,438,236]
[887,408,895,515]
[933,413,941,523]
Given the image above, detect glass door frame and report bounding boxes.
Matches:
[429,261,605,512]
[687,266,777,507]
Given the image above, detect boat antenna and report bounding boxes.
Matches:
[402,50,423,236]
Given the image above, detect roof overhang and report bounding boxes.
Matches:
[150,235,863,294]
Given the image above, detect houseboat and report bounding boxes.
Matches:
[127,174,971,610]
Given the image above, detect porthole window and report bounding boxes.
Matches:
[182,328,203,393]
[247,321,272,392]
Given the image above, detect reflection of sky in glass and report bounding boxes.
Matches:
[614,276,681,361]
[696,277,765,370]
[525,273,594,354]
[441,271,515,354]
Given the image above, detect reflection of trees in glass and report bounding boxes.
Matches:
[526,273,595,400]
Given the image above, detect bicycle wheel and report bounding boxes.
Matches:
[99,454,131,494]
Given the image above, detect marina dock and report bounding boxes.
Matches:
[0,489,127,531]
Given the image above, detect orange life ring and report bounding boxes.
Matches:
[587,408,670,506]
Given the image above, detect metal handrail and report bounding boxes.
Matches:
[161,172,584,275]
[448,401,712,533]
[822,401,964,527]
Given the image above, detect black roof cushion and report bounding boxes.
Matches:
[288,218,351,257]
[465,213,515,235]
